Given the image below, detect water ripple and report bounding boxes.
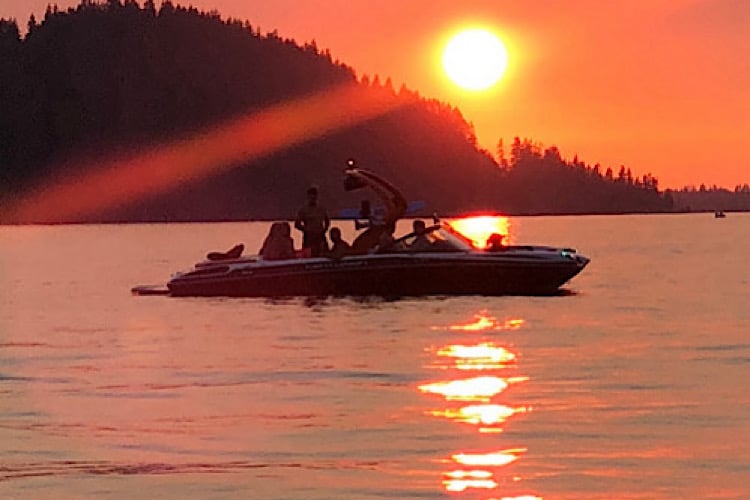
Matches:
[0,459,384,482]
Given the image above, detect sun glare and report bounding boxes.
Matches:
[449,216,510,248]
[442,28,508,91]
[4,84,402,223]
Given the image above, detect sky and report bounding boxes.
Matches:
[3,0,749,189]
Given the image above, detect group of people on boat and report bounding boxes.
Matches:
[210,164,508,262]
[207,178,509,262]
[257,219,355,261]
[256,183,439,261]
[257,185,351,261]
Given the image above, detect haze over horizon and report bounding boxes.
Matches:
[4,0,749,190]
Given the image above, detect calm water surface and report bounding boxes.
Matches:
[1,214,749,499]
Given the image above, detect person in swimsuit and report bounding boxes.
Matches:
[294,186,330,257]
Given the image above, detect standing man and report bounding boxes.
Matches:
[294,185,330,257]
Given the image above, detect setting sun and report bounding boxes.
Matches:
[442,28,509,91]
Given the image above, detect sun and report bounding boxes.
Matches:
[442,28,509,91]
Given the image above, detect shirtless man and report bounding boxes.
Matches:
[294,186,330,257]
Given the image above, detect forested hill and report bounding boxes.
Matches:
[0,1,673,223]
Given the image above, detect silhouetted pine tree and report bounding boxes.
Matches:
[0,1,708,222]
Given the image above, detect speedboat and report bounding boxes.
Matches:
[157,225,588,297]
[132,164,589,297]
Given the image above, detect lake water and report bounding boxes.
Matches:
[1,214,749,499]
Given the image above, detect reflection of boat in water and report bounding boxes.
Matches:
[133,165,589,297]
[714,210,726,218]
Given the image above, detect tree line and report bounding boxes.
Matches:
[490,137,673,214]
[0,1,733,223]
[667,185,750,212]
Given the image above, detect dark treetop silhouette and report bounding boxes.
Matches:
[0,1,700,224]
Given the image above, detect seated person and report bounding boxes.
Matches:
[351,201,389,255]
[351,225,383,254]
[372,223,397,254]
[407,220,433,252]
[259,222,295,260]
[485,233,506,251]
[327,227,351,259]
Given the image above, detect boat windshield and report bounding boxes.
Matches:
[394,223,475,252]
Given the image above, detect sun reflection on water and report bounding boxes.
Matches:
[437,343,516,370]
[442,449,527,493]
[419,376,509,401]
[448,215,512,248]
[421,311,541,498]
[453,448,526,467]
[443,471,498,492]
[429,404,527,427]
[433,313,525,332]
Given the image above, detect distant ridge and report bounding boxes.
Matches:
[0,1,702,223]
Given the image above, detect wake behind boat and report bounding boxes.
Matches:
[132,165,590,297]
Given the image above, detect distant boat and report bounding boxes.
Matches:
[714,210,726,218]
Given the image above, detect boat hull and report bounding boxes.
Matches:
[166,253,588,297]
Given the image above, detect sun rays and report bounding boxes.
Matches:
[4,84,403,224]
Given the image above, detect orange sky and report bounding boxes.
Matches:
[5,0,749,189]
